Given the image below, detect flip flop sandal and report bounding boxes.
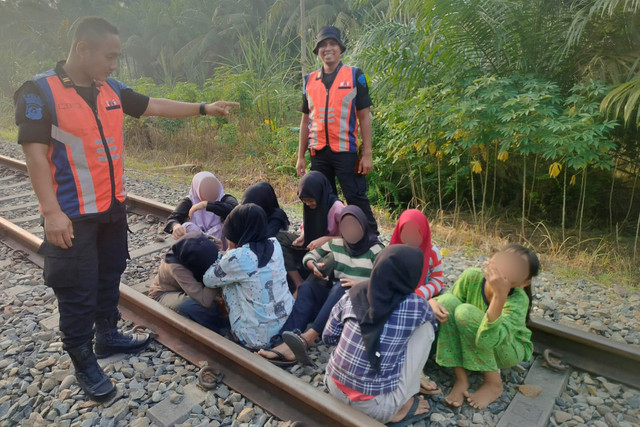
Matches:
[386,395,432,427]
[259,348,295,367]
[420,375,442,396]
[282,331,313,366]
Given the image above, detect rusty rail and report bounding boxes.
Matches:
[0,215,382,426]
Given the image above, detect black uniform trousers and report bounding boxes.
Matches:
[38,202,129,348]
[310,147,379,234]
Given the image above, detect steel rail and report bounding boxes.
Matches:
[2,154,639,399]
[0,215,383,426]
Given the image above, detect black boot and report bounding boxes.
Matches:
[94,312,152,359]
[67,342,116,402]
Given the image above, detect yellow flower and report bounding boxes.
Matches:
[428,142,437,155]
[471,160,483,174]
[481,146,488,162]
[549,162,562,179]
[570,174,577,186]
[497,151,509,162]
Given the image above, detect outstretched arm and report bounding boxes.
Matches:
[143,99,239,118]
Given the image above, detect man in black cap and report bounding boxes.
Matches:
[296,25,378,235]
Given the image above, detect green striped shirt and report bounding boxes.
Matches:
[303,238,384,281]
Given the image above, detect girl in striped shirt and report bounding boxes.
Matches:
[258,205,383,366]
[389,209,446,395]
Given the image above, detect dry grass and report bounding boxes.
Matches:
[5,115,636,290]
[428,212,640,289]
[122,119,639,290]
[124,119,300,203]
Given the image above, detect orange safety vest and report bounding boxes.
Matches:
[304,64,359,153]
[32,70,126,218]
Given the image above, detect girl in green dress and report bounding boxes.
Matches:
[430,244,540,409]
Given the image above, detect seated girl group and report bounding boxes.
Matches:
[149,170,540,425]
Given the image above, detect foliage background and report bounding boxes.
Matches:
[1,0,639,282]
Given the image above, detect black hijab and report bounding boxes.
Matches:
[223,204,274,268]
[165,231,219,282]
[340,205,381,257]
[298,171,339,246]
[349,245,424,373]
[241,181,289,237]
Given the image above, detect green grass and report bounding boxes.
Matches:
[0,127,17,141]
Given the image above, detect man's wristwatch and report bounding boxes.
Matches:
[199,102,207,115]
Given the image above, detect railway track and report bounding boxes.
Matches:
[0,153,638,426]
[0,154,381,426]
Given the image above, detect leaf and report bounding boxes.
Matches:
[549,162,562,178]
[429,142,437,155]
[497,151,509,162]
[471,160,483,174]
[570,174,577,186]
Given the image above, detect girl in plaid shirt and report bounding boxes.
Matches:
[323,245,438,425]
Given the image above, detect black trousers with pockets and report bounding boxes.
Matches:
[310,147,378,234]
[38,202,129,349]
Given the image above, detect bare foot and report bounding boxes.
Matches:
[445,378,469,407]
[389,396,430,423]
[420,378,442,395]
[257,343,295,361]
[464,381,503,409]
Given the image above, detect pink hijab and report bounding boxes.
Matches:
[185,172,224,238]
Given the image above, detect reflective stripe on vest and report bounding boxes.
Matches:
[305,65,358,153]
[33,71,126,218]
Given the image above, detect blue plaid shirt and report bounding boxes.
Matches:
[323,293,438,396]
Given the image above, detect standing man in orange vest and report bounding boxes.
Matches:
[13,17,238,402]
[296,26,379,234]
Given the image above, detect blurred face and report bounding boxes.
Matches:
[317,38,341,67]
[76,33,121,81]
[340,215,364,245]
[199,177,221,202]
[399,221,423,248]
[301,197,317,209]
[491,250,530,286]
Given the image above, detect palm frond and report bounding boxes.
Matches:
[601,75,640,125]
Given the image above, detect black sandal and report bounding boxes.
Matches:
[259,348,295,367]
[282,331,313,366]
[386,395,432,427]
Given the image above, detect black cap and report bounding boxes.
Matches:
[313,26,346,55]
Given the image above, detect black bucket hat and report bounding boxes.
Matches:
[313,26,346,55]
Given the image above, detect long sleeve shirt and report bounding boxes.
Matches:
[163,194,238,234]
[415,244,445,300]
[203,238,294,349]
[441,268,533,353]
[302,238,384,282]
[323,293,437,396]
[148,261,218,308]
